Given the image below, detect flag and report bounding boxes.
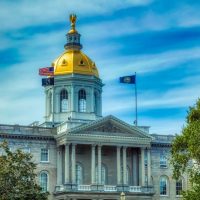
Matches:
[39,67,54,76]
[119,75,136,84]
[42,77,54,86]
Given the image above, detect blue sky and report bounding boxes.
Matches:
[0,0,200,134]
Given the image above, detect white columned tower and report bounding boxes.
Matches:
[42,14,103,127]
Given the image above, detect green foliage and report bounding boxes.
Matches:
[0,141,48,200]
[171,99,200,200]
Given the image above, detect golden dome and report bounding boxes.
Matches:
[53,50,99,77]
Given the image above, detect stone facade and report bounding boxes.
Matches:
[0,117,188,200]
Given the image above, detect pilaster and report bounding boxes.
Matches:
[56,146,62,185]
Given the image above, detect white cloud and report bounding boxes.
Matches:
[0,0,152,31]
[98,47,200,81]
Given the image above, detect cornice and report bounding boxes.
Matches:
[0,133,55,141]
[65,133,151,147]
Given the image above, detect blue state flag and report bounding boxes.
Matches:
[119,75,136,84]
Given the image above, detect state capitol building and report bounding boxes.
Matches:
[0,15,188,200]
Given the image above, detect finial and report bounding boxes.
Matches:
[69,14,77,33]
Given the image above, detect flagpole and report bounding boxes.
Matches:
[135,72,138,126]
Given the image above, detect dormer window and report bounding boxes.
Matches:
[79,60,85,65]
[62,59,67,65]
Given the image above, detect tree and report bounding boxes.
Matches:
[171,99,200,199]
[0,141,49,200]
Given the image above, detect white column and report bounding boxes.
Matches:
[98,145,102,184]
[65,144,70,183]
[123,146,127,185]
[45,91,48,117]
[71,144,76,184]
[56,147,62,185]
[132,149,138,186]
[117,146,121,184]
[91,144,96,184]
[147,148,152,185]
[55,92,59,113]
[141,148,145,186]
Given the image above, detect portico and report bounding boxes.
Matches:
[54,115,154,199]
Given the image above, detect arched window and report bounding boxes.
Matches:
[76,163,83,184]
[40,171,48,192]
[160,176,168,196]
[78,89,86,112]
[95,164,107,184]
[176,179,183,196]
[94,92,98,113]
[60,89,68,112]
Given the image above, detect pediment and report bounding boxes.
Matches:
[68,115,152,139]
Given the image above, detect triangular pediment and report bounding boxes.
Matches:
[68,115,152,139]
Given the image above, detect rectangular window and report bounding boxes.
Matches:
[41,148,49,162]
[160,154,167,168]
[176,180,183,196]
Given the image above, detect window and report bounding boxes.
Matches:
[160,153,167,168]
[160,176,168,196]
[60,89,68,112]
[41,148,49,162]
[40,171,48,192]
[78,89,86,112]
[95,164,106,184]
[176,179,183,196]
[76,163,83,184]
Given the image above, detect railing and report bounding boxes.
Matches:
[104,185,117,192]
[78,185,91,191]
[151,134,175,142]
[129,186,141,192]
[55,184,153,193]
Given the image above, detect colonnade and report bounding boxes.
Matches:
[56,144,152,186]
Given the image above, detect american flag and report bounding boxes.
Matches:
[39,67,54,76]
